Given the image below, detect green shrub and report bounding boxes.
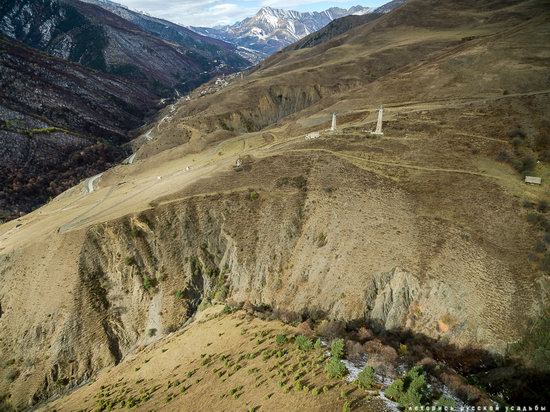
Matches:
[206,267,220,279]
[6,369,20,382]
[198,299,211,311]
[512,137,524,147]
[508,129,527,139]
[515,154,537,175]
[130,226,144,238]
[434,396,456,408]
[542,254,550,272]
[535,241,547,253]
[213,285,228,301]
[527,212,541,224]
[175,290,185,299]
[331,338,345,359]
[295,335,313,352]
[325,357,347,379]
[147,328,157,337]
[276,334,287,346]
[314,338,322,349]
[398,375,426,406]
[496,149,510,162]
[384,378,404,400]
[143,276,157,290]
[222,304,235,314]
[355,366,376,389]
[342,401,351,412]
[384,366,431,407]
[317,232,327,247]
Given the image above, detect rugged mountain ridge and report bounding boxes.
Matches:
[78,0,248,65]
[0,0,250,95]
[191,5,374,63]
[284,12,384,51]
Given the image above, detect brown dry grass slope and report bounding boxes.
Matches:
[0,0,549,409]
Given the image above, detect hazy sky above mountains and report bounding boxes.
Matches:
[114,0,386,26]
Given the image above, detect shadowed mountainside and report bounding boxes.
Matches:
[0,0,250,96]
[0,0,250,220]
[0,34,160,220]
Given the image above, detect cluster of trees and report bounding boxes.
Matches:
[497,126,549,176]
[0,141,125,221]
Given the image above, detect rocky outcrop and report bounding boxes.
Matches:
[366,267,420,330]
[216,84,327,132]
[169,81,361,141]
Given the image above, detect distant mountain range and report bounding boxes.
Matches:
[0,0,250,96]
[191,2,406,63]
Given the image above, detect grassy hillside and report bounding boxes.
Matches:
[40,305,493,411]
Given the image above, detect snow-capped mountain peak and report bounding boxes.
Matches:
[192,5,373,63]
[190,1,406,64]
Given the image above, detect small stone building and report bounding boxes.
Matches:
[525,176,542,185]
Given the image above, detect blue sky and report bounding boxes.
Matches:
[115,0,387,27]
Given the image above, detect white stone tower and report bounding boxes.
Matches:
[369,106,384,136]
[331,113,337,132]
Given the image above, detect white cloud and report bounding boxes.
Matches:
[117,0,253,26]
[114,0,383,26]
[205,3,258,26]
